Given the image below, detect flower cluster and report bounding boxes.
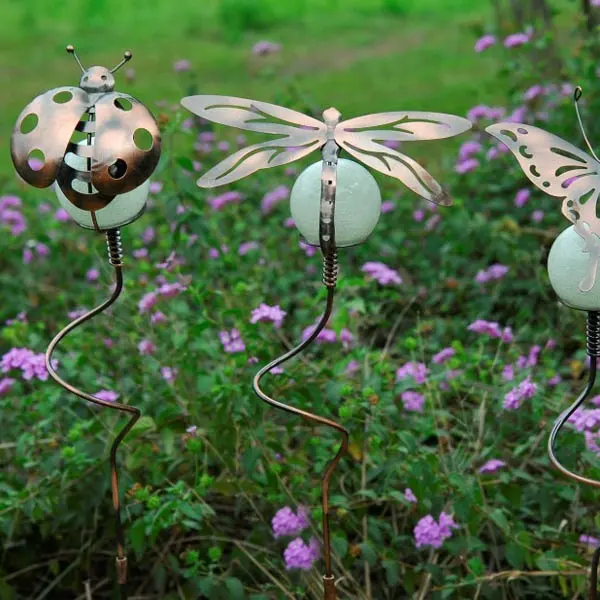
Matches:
[207,191,243,211]
[503,376,537,410]
[271,506,319,570]
[138,281,187,314]
[468,320,513,343]
[250,303,287,328]
[0,195,26,236]
[475,263,509,284]
[219,329,245,353]
[261,185,289,214]
[1,347,49,381]
[414,512,459,549]
[361,261,403,286]
[478,459,506,474]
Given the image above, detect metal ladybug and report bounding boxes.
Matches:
[10,45,161,231]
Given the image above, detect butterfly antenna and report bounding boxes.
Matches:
[111,51,133,74]
[65,45,85,73]
[574,85,600,162]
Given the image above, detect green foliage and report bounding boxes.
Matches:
[2,0,600,599]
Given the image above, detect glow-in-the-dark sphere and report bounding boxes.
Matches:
[290,158,381,247]
[548,225,600,311]
[55,141,149,230]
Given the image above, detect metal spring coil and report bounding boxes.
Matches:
[322,252,338,288]
[106,229,124,267]
[588,312,600,358]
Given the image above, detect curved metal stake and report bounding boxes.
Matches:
[548,311,600,599]
[45,229,139,597]
[253,110,348,599]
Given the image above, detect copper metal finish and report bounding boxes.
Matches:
[10,45,161,222]
[181,94,472,205]
[489,90,600,598]
[45,229,139,595]
[486,88,600,291]
[547,312,600,599]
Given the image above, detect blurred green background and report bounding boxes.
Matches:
[1,0,508,173]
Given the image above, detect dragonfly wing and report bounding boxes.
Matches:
[197,138,324,188]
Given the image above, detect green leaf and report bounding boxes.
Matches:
[382,559,399,586]
[225,577,245,600]
[131,416,157,438]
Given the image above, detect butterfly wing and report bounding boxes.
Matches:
[91,92,161,196]
[11,86,91,188]
[335,112,472,205]
[181,95,327,187]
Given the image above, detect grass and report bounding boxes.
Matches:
[0,0,504,176]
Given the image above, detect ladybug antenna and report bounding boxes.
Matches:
[66,44,85,73]
[111,51,133,74]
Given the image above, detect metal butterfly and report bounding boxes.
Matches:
[180,95,472,205]
[486,90,600,291]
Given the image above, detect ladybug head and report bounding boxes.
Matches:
[66,45,132,94]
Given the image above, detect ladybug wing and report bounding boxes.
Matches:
[91,93,161,196]
[11,87,91,188]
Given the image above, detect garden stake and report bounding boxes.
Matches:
[487,87,600,599]
[181,94,471,597]
[10,45,162,597]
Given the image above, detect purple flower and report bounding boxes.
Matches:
[161,366,177,383]
[523,85,544,102]
[142,227,155,244]
[568,408,600,432]
[413,209,425,222]
[531,209,544,223]
[381,201,396,213]
[548,374,561,386]
[284,217,295,228]
[95,390,119,402]
[239,241,259,256]
[2,348,48,381]
[340,328,354,349]
[55,208,70,222]
[151,311,167,325]
[138,292,158,313]
[401,391,425,412]
[514,188,531,207]
[487,146,500,160]
[68,308,88,320]
[361,262,403,286]
[432,347,455,365]
[138,339,156,355]
[208,191,243,211]
[149,181,163,195]
[504,32,530,48]
[173,59,191,72]
[458,140,482,161]
[503,364,515,381]
[0,208,27,236]
[475,263,509,284]
[261,185,289,214]
[455,158,479,174]
[503,377,537,410]
[252,40,282,56]
[468,320,513,343]
[467,105,491,121]
[157,282,186,298]
[405,488,417,503]
[0,377,15,396]
[414,512,458,549]
[474,34,496,53]
[283,537,320,571]
[299,240,317,257]
[220,329,245,353]
[506,106,528,123]
[272,506,310,538]
[301,325,337,344]
[86,268,100,282]
[251,303,287,328]
[133,248,149,259]
[208,247,220,259]
[396,362,429,385]
[580,534,600,547]
[186,425,198,436]
[0,195,21,210]
[478,459,506,474]
[345,359,360,375]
